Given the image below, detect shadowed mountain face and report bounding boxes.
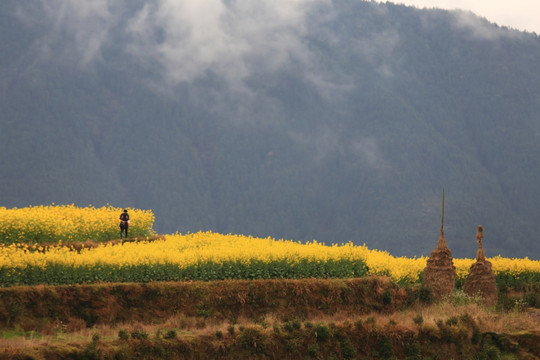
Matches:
[1,0,539,258]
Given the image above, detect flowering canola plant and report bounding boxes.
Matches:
[0,205,155,244]
[0,232,368,285]
[0,231,538,286]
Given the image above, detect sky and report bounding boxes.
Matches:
[383,0,540,34]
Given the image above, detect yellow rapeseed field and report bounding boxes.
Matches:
[1,231,538,285]
[0,205,538,285]
[0,204,155,243]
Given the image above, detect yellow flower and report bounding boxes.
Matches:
[1,226,538,285]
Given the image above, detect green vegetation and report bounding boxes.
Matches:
[0,259,369,286]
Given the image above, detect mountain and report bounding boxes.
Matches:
[1,0,540,258]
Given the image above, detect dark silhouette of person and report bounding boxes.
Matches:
[120,209,129,238]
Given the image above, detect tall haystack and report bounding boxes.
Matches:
[463,226,498,306]
[423,190,456,299]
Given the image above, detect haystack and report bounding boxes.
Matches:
[423,191,456,299]
[463,226,498,306]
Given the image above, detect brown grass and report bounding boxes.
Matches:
[0,337,48,351]
[3,300,535,350]
[1,278,538,359]
[0,277,404,331]
[1,306,538,360]
[396,302,539,333]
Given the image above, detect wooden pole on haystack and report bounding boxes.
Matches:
[438,189,447,249]
[441,189,444,236]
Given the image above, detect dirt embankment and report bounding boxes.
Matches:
[0,277,403,330]
[1,278,538,359]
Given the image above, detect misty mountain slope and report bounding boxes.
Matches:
[1,0,540,258]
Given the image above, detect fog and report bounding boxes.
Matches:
[21,0,518,93]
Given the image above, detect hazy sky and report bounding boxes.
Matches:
[384,0,540,34]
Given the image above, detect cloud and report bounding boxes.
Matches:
[21,0,361,96]
[451,10,521,40]
[350,137,388,169]
[18,0,404,96]
[287,128,388,171]
[32,0,116,66]
[126,0,323,91]
[353,29,400,77]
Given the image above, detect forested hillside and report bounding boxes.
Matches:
[1,0,540,258]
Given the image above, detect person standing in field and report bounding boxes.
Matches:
[120,209,129,238]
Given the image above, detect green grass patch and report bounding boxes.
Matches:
[0,258,369,286]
